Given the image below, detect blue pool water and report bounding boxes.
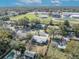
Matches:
[4,50,15,59]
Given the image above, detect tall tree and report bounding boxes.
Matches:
[64,20,70,27]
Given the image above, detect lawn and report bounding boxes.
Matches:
[10,12,38,21]
[10,12,79,25]
[10,12,52,24]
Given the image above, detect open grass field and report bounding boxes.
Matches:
[10,13,38,21]
[10,12,52,24]
[10,12,79,25]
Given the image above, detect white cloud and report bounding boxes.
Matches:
[51,0,61,6]
[15,2,24,6]
[18,0,42,4]
[61,0,70,1]
[15,0,42,6]
[61,0,72,1]
[51,0,60,3]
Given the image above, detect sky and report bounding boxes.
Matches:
[0,0,79,7]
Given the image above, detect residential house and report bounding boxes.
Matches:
[29,34,50,56]
[64,26,75,37]
[31,23,45,30]
[52,12,61,19]
[31,35,48,45]
[52,35,68,49]
[24,50,37,59]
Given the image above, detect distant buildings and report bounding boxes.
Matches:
[7,11,19,16]
[39,15,48,18]
[52,12,61,18]
[70,14,79,19]
[63,12,79,19]
[34,11,49,18]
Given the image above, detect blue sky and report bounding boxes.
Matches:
[0,0,79,7]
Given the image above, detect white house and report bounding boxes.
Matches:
[7,11,18,16]
[33,11,48,15]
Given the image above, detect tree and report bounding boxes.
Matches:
[1,17,10,21]
[0,27,12,56]
[48,10,52,17]
[61,20,72,36]
[17,17,29,26]
[12,41,26,55]
[49,20,54,26]
[64,20,70,27]
[0,27,12,39]
[74,24,79,37]
[47,26,54,36]
[34,19,41,24]
[19,44,26,55]
[64,40,79,59]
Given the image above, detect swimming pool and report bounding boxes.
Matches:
[4,50,15,59]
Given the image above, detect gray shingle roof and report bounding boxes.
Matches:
[32,35,48,43]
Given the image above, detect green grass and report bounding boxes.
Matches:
[10,13,38,21]
[10,12,79,25]
[10,12,51,24]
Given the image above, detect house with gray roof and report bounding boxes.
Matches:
[24,50,37,59]
[31,35,48,45]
